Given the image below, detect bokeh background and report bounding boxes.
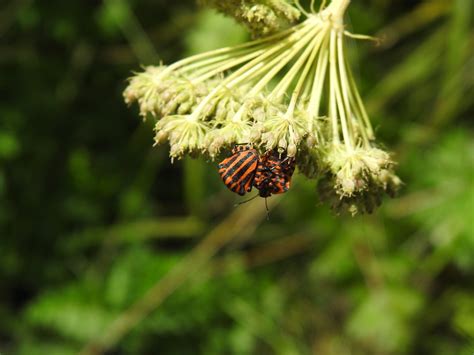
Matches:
[1,0,473,354]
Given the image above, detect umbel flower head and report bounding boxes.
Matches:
[124,0,401,215]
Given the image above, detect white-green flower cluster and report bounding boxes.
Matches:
[124,0,401,215]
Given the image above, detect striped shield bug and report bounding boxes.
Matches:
[253,150,296,197]
[218,145,296,198]
[218,145,259,196]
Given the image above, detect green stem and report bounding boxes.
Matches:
[329,29,352,149]
[287,28,326,114]
[164,23,303,74]
[180,46,265,76]
[345,58,374,140]
[308,33,329,117]
[336,34,357,143]
[190,47,270,82]
[248,22,321,96]
[301,53,316,100]
[270,26,323,101]
[325,0,350,22]
[329,60,339,144]
[189,21,316,121]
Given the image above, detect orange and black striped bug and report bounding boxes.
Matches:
[218,145,296,208]
[217,144,259,196]
[253,150,296,198]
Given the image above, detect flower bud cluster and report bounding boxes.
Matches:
[124,66,211,120]
[124,0,401,214]
[317,143,402,215]
[198,0,301,37]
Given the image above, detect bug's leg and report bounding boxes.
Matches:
[265,198,270,220]
[234,193,259,207]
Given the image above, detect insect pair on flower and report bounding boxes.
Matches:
[218,145,296,201]
[124,0,401,215]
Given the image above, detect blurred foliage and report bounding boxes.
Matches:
[1,0,473,354]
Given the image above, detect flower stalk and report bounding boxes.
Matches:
[124,0,401,215]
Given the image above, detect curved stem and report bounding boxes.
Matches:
[165,23,304,73]
[189,21,316,120]
[308,34,329,117]
[189,46,270,82]
[325,0,350,22]
[329,29,352,149]
[179,46,265,76]
[270,27,323,101]
[345,59,374,140]
[287,28,327,114]
[248,24,321,97]
[302,54,316,100]
[329,54,339,144]
[336,34,356,143]
[79,198,279,355]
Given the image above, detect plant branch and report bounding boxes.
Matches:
[79,196,282,355]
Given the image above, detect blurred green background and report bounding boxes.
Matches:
[1,0,473,354]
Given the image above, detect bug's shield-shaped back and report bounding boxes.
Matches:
[218,145,258,196]
[254,151,296,197]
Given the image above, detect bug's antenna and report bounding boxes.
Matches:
[234,194,259,207]
[265,198,270,220]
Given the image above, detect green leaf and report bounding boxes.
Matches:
[17,340,77,355]
[105,247,180,308]
[24,286,115,342]
[0,132,20,159]
[347,287,423,353]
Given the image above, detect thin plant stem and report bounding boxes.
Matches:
[79,197,282,355]
[330,29,353,148]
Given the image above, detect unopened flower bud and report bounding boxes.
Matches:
[278,137,287,149]
[287,143,297,157]
[306,135,316,148]
[155,130,169,144]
